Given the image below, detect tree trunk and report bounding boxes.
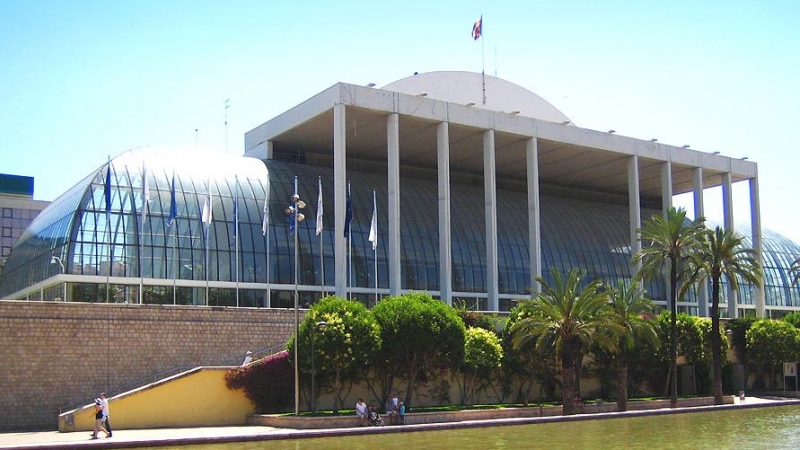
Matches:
[616,340,628,412]
[333,370,342,414]
[669,258,679,408]
[404,366,418,409]
[561,339,578,415]
[710,277,724,405]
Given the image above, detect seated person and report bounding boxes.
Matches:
[355,398,368,426]
[386,396,399,424]
[573,394,583,411]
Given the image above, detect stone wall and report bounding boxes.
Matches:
[0,300,300,431]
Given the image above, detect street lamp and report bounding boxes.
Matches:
[51,256,66,302]
[310,320,327,412]
[285,177,306,415]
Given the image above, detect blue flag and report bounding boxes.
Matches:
[344,182,353,238]
[104,164,112,213]
[286,202,297,236]
[166,173,177,227]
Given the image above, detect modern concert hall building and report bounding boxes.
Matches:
[2,72,799,317]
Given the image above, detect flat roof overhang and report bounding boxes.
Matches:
[246,83,757,203]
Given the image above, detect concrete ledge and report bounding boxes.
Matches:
[248,396,734,429]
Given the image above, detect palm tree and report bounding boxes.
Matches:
[686,226,761,404]
[633,207,706,408]
[607,281,658,411]
[510,268,621,415]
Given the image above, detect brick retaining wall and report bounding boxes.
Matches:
[0,300,299,431]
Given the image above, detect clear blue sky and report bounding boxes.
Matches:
[2,1,798,242]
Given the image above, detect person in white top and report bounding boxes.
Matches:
[98,393,112,438]
[241,351,253,366]
[355,398,368,426]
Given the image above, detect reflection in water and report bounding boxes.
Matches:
[142,405,800,450]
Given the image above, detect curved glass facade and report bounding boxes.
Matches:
[1,151,798,314]
[727,226,800,316]
[0,148,271,306]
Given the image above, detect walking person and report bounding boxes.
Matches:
[241,351,253,366]
[89,398,106,439]
[99,392,112,438]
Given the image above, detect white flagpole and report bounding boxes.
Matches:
[317,177,325,297]
[225,99,230,154]
[369,189,378,304]
[168,170,177,305]
[262,178,271,307]
[139,162,150,304]
[347,182,352,301]
[172,222,177,305]
[235,175,240,307]
[105,156,111,304]
[205,213,210,305]
[202,180,213,305]
[292,175,300,416]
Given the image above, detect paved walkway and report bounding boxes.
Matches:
[0,397,796,450]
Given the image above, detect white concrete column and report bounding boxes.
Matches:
[266,140,274,160]
[749,175,765,316]
[437,122,452,305]
[526,137,541,296]
[661,161,673,215]
[693,167,709,317]
[628,155,642,274]
[661,161,673,308]
[334,103,348,298]
[722,172,737,318]
[484,130,499,311]
[387,113,401,296]
[722,173,734,230]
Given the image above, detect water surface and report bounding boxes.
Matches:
[141,405,800,449]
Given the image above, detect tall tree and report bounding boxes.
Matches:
[371,293,465,408]
[686,226,761,404]
[457,326,503,406]
[747,319,800,389]
[607,281,658,411]
[292,296,381,413]
[633,207,705,408]
[510,268,621,415]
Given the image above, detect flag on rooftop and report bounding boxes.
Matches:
[472,15,482,40]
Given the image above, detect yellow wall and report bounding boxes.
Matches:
[59,367,255,432]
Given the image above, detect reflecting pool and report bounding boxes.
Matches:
[141,405,800,449]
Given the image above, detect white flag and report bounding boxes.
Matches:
[261,180,269,236]
[141,164,150,223]
[201,183,213,225]
[368,190,377,250]
[316,178,323,236]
